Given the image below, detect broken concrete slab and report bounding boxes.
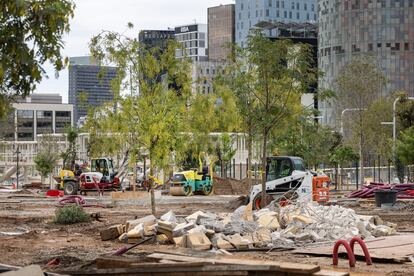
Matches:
[126,215,157,231]
[100,224,123,241]
[257,212,280,230]
[185,232,212,250]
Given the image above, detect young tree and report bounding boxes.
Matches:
[89,26,192,215]
[396,126,414,166]
[34,134,59,188]
[0,0,75,117]
[336,56,387,184]
[222,32,317,206]
[215,133,237,177]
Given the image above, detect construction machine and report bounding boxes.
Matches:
[170,153,215,196]
[57,151,129,195]
[248,156,330,209]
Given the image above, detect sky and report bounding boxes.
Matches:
[36,0,235,103]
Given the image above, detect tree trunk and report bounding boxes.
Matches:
[261,130,268,208]
[149,158,156,216]
[359,130,364,186]
[247,133,252,188]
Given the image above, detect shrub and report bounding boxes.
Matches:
[54,205,90,224]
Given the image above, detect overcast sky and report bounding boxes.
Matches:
[36,0,235,103]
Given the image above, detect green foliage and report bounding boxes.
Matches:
[0,0,75,118]
[397,95,414,130]
[396,126,414,165]
[34,134,59,182]
[54,205,90,224]
[275,117,339,168]
[88,28,192,175]
[215,133,237,164]
[329,145,359,167]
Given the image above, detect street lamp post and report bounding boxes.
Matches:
[340,108,366,135]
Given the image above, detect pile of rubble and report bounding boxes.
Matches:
[100,201,397,251]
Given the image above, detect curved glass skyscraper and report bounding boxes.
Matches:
[318,0,414,126]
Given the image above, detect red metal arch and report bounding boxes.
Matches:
[332,239,356,267]
[350,237,373,265]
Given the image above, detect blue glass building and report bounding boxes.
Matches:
[235,0,317,47]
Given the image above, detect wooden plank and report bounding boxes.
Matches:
[278,262,320,274]
[293,234,414,263]
[147,253,321,274]
[313,270,349,276]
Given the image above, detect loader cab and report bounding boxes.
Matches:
[266,156,306,182]
[91,158,115,182]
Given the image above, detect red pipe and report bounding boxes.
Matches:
[349,237,372,265]
[332,240,356,267]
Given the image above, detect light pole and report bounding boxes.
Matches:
[340,108,366,135]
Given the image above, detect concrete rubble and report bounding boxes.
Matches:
[100,201,397,251]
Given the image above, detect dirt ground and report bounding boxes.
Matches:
[0,190,413,276]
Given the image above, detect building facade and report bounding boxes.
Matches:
[138,29,175,50]
[208,4,235,61]
[191,60,225,94]
[0,96,73,142]
[175,24,208,61]
[318,0,414,126]
[235,0,318,47]
[68,56,117,124]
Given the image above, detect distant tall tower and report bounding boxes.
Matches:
[138,29,175,50]
[318,0,414,126]
[208,4,235,61]
[235,0,318,47]
[68,56,117,124]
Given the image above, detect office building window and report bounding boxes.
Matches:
[281,1,284,8]
[291,2,295,9]
[256,10,258,17]
[268,0,272,7]
[241,3,244,10]
[311,4,315,11]
[239,12,241,20]
[266,9,269,16]
[241,22,244,29]
[306,13,309,20]
[284,10,287,18]
[277,10,280,17]
[276,1,279,8]
[289,11,292,18]
[296,12,299,19]
[296,3,299,9]
[304,3,307,10]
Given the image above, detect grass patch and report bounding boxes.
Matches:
[54,205,90,224]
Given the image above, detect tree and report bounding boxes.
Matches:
[34,134,59,188]
[0,0,75,118]
[396,126,414,166]
[88,26,192,215]
[222,32,316,206]
[336,56,387,184]
[329,145,359,189]
[215,133,237,177]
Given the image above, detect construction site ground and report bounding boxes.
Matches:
[0,190,413,276]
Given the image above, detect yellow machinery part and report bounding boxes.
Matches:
[170,186,186,196]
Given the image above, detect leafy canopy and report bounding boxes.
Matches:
[0,0,75,111]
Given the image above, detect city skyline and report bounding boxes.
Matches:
[35,0,234,103]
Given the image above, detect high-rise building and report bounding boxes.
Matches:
[138,29,175,50]
[208,4,235,61]
[175,24,208,61]
[318,0,414,126]
[68,56,117,124]
[235,0,318,47]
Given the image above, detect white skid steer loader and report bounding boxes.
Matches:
[248,156,330,209]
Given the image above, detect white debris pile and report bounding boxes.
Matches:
[275,202,397,246]
[99,202,397,251]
